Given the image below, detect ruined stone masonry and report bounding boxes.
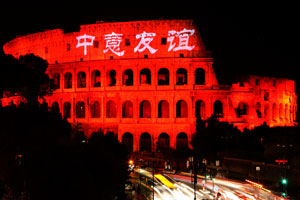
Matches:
[2,19,297,152]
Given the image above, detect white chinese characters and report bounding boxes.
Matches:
[168,29,195,52]
[76,28,195,56]
[103,32,125,56]
[134,32,158,54]
[76,34,95,56]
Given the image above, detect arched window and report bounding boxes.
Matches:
[264,91,269,101]
[108,70,116,86]
[63,102,71,119]
[195,100,205,119]
[290,105,293,122]
[293,106,296,122]
[176,68,187,85]
[264,104,269,119]
[256,102,262,118]
[51,102,59,113]
[236,102,248,118]
[279,103,283,120]
[122,132,133,153]
[176,100,188,118]
[90,101,100,118]
[157,133,170,152]
[140,68,151,85]
[123,69,133,86]
[272,103,277,120]
[106,100,117,118]
[122,101,133,118]
[64,72,72,89]
[91,70,101,87]
[176,132,188,150]
[285,104,288,120]
[195,68,205,85]
[53,73,60,89]
[140,132,151,152]
[158,100,169,118]
[213,100,223,117]
[77,72,86,88]
[76,101,85,118]
[158,68,169,85]
[140,100,151,118]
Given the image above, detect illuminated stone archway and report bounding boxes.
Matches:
[2,19,297,146]
[158,100,169,118]
[157,133,170,152]
[140,100,151,118]
[77,71,86,88]
[122,101,133,118]
[195,100,205,119]
[106,100,117,118]
[140,132,151,152]
[91,70,101,87]
[90,101,100,118]
[123,69,133,86]
[122,132,133,153]
[176,100,188,118]
[176,132,188,150]
[213,100,223,118]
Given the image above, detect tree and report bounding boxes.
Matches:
[0,53,55,107]
[0,106,129,200]
[0,105,71,200]
[0,53,128,199]
[191,116,241,164]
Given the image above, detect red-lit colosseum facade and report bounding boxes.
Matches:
[2,19,297,152]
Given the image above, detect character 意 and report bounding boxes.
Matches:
[103,32,125,56]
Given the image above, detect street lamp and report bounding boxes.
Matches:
[281,178,287,197]
[152,137,158,200]
[281,178,287,185]
[193,155,197,200]
[256,166,260,183]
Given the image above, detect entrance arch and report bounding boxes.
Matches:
[140,132,151,152]
[158,100,169,118]
[122,132,133,153]
[195,100,205,119]
[157,133,170,152]
[140,100,151,118]
[176,132,188,150]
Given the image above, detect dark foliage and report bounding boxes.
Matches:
[0,53,128,200]
[191,116,241,162]
[0,106,71,199]
[0,106,128,200]
[192,116,300,165]
[0,53,54,106]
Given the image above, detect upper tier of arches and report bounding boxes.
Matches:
[51,66,206,90]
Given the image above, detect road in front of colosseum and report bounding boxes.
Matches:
[131,168,214,200]
[131,168,287,200]
[167,173,287,200]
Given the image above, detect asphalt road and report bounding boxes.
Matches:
[130,168,288,200]
[168,173,288,200]
[131,168,214,200]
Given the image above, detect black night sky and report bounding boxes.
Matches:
[0,4,300,199]
[0,3,299,85]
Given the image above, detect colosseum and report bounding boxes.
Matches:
[2,19,297,152]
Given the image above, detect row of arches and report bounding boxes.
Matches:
[122,132,189,152]
[237,102,296,121]
[52,67,206,89]
[52,99,224,119]
[54,98,294,122]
